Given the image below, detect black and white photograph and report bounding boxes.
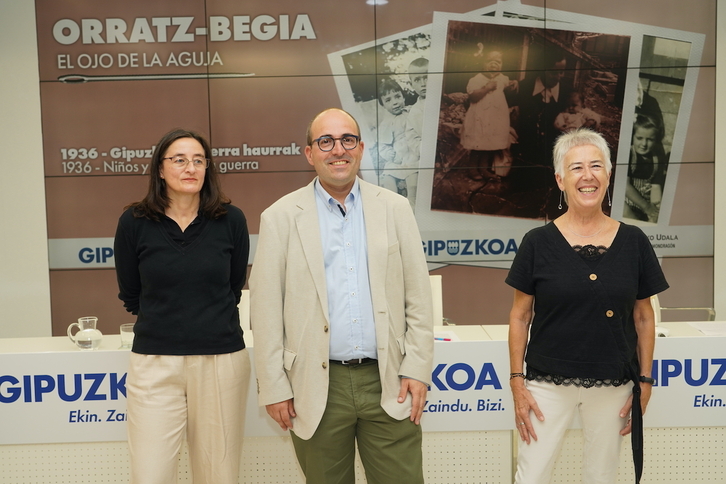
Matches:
[623,35,691,224]
[337,31,431,212]
[327,4,500,214]
[429,20,630,220]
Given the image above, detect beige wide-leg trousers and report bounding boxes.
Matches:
[126,350,250,484]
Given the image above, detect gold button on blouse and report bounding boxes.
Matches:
[324,325,329,332]
[322,361,328,369]
[589,274,597,281]
[606,310,614,317]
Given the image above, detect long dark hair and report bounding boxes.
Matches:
[128,128,230,220]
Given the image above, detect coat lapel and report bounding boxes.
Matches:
[294,180,329,323]
[360,180,389,347]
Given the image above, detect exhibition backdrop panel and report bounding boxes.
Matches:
[46,177,147,239]
[45,257,536,337]
[1,334,724,445]
[206,75,353,182]
[40,79,212,179]
[34,0,379,80]
[49,271,133,338]
[34,0,716,334]
[666,161,714,227]
[658,257,716,321]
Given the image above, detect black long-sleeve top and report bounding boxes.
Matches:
[114,204,249,355]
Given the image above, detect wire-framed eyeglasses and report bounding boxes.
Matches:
[311,135,360,152]
[162,156,210,169]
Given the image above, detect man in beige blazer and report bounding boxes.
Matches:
[250,108,434,483]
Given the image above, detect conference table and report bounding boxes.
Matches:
[0,322,723,483]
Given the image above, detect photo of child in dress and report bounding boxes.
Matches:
[624,113,668,223]
[372,77,418,210]
[459,49,517,180]
[554,91,602,132]
[429,21,627,220]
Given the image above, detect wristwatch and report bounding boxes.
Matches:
[638,375,656,385]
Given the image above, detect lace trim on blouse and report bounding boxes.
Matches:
[526,367,630,388]
[572,244,608,259]
[526,244,630,387]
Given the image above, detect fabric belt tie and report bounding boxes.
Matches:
[631,371,644,484]
[330,358,376,366]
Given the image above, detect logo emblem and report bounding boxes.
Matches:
[447,240,459,255]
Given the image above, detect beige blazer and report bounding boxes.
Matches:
[250,178,434,440]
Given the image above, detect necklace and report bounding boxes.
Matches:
[568,220,604,238]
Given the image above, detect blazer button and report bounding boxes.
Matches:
[606,310,614,317]
[589,273,597,281]
[322,361,328,369]
[324,325,329,332]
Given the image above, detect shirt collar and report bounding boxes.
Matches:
[314,177,359,213]
[532,77,560,103]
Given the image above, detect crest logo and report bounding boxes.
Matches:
[447,240,459,255]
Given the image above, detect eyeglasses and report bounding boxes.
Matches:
[163,156,210,169]
[311,135,360,152]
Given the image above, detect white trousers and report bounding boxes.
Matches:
[126,349,251,484]
[514,379,633,484]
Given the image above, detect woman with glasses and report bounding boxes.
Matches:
[114,128,251,484]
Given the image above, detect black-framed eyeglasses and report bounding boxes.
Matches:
[162,156,210,169]
[311,135,360,152]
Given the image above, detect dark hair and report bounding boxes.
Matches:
[377,78,404,105]
[128,128,230,220]
[542,48,566,69]
[633,113,663,139]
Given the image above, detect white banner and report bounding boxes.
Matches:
[0,350,130,444]
[647,336,726,425]
[48,237,116,269]
[1,334,724,445]
[420,340,514,431]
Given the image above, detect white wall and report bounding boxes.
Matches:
[0,0,52,336]
[715,0,726,318]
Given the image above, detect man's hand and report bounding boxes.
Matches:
[398,378,428,425]
[266,399,296,431]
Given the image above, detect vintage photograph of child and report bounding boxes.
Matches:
[430,21,629,220]
[622,35,691,225]
[333,32,431,212]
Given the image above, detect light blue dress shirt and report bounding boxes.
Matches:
[314,178,377,361]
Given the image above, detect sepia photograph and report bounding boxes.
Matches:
[430,20,630,220]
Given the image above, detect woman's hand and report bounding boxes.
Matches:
[622,297,656,435]
[508,290,539,443]
[619,383,653,436]
[511,378,545,444]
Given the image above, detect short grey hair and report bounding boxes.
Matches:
[552,128,611,179]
